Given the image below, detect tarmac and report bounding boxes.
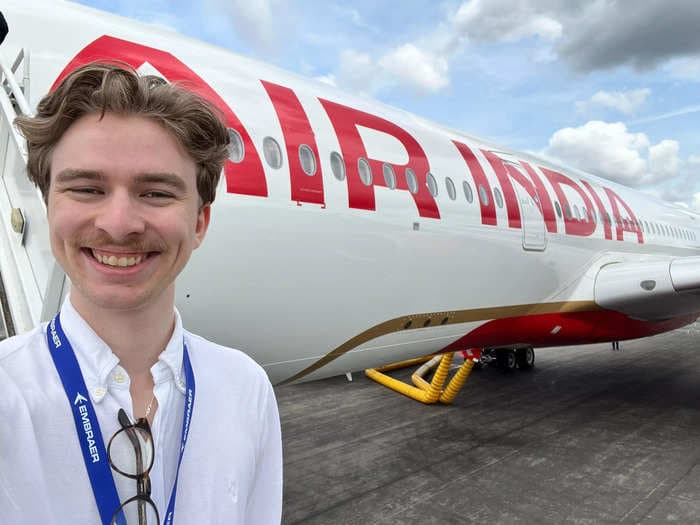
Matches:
[278,325,700,524]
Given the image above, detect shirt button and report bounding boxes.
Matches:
[92,387,107,401]
[114,371,126,383]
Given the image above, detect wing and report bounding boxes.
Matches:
[595,256,700,321]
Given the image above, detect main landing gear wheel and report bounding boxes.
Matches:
[495,349,517,371]
[515,347,535,369]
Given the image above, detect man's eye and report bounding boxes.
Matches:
[69,187,102,195]
[142,191,174,199]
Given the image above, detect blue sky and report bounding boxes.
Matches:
[76,0,700,209]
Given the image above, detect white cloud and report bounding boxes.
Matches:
[577,89,651,115]
[648,140,680,180]
[314,74,337,87]
[377,44,449,93]
[545,121,680,187]
[337,49,376,94]
[665,56,700,81]
[453,0,562,43]
[205,0,277,49]
[335,44,449,94]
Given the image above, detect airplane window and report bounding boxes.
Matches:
[564,203,572,220]
[463,181,473,203]
[426,172,438,197]
[605,212,611,225]
[494,187,504,208]
[227,128,245,163]
[299,145,317,176]
[358,157,372,186]
[478,184,489,206]
[554,201,562,218]
[405,168,418,194]
[573,204,580,220]
[622,218,629,229]
[382,163,397,190]
[445,177,456,200]
[581,206,588,221]
[643,220,649,232]
[263,137,283,169]
[330,151,346,181]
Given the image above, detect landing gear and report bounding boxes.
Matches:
[483,347,535,371]
[515,347,535,369]
[495,348,517,370]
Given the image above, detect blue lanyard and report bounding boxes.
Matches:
[47,313,195,525]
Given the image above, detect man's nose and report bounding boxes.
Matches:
[93,191,146,239]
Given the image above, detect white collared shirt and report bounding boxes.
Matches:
[0,299,282,524]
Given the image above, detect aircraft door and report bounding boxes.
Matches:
[514,182,546,251]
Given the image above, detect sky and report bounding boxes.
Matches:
[76,0,700,209]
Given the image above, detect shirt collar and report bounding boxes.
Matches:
[59,296,187,403]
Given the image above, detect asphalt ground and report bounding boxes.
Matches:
[278,326,700,524]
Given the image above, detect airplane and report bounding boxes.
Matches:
[1,0,699,390]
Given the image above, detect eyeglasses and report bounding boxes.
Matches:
[107,409,160,525]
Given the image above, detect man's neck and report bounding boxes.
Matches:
[69,292,176,379]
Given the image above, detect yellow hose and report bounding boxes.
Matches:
[365,352,475,405]
[439,359,474,404]
[365,353,453,404]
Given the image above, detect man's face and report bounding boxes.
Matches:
[48,112,210,313]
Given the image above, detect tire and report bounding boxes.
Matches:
[516,347,535,369]
[496,349,517,371]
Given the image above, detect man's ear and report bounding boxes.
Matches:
[193,204,211,249]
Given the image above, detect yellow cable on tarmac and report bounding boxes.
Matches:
[364,352,475,404]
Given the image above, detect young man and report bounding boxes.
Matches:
[0,63,282,524]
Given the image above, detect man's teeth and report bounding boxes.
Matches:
[93,252,144,267]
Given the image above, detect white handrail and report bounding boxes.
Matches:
[0,50,31,116]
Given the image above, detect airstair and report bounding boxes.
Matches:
[0,48,65,338]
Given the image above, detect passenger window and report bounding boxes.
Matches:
[573,204,580,220]
[330,151,346,181]
[426,172,438,197]
[494,187,504,208]
[228,128,245,163]
[358,157,372,186]
[263,137,283,169]
[554,201,562,218]
[478,184,489,206]
[382,163,397,190]
[445,177,456,200]
[299,144,317,176]
[463,181,473,203]
[564,203,572,220]
[405,168,418,194]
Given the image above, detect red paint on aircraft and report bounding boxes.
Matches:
[452,141,497,226]
[580,180,613,240]
[540,168,596,237]
[439,310,697,352]
[320,99,439,218]
[604,187,644,243]
[262,81,325,206]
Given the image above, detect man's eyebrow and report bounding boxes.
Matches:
[53,169,104,184]
[134,173,187,192]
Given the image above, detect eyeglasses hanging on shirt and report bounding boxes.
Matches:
[108,409,160,525]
